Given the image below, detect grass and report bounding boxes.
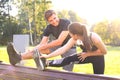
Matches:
[0,46,120,76]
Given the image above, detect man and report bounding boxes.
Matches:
[7,10,76,71]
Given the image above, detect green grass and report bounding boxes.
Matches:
[73,46,120,76]
[0,46,120,76]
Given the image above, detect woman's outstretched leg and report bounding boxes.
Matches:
[48,54,79,67]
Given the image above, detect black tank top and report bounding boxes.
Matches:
[79,33,98,52]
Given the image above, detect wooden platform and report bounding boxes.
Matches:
[0,63,120,80]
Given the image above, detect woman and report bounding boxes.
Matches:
[40,22,107,74]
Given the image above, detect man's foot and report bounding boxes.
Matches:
[7,42,21,66]
[0,61,3,64]
[33,49,46,71]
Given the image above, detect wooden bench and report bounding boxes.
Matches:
[0,63,119,80]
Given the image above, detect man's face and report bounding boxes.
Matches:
[47,14,59,27]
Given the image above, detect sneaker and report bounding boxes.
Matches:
[0,61,3,64]
[7,42,21,66]
[33,49,46,71]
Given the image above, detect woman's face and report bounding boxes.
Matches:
[69,32,83,41]
[47,14,59,27]
[69,32,78,40]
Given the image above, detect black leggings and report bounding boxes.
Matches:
[49,54,105,74]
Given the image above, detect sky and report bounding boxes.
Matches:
[51,0,120,24]
[10,0,120,24]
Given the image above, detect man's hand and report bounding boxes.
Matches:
[39,54,49,59]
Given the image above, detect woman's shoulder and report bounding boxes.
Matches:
[90,32,100,38]
[90,32,102,44]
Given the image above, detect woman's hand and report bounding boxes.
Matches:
[39,54,49,59]
[77,52,88,62]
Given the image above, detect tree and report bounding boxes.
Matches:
[0,0,22,45]
[110,18,120,46]
[57,10,87,24]
[93,20,109,44]
[16,0,52,45]
[91,18,120,46]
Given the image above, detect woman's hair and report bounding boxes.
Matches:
[44,10,56,21]
[68,22,92,51]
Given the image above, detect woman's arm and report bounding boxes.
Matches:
[78,33,107,61]
[85,33,107,56]
[41,38,76,58]
[90,32,107,54]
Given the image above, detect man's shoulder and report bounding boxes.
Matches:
[46,24,53,28]
[60,18,70,22]
[60,19,71,26]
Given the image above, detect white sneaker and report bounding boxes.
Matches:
[33,49,46,71]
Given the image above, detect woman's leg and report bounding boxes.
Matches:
[86,56,105,74]
[48,54,79,67]
[77,55,105,74]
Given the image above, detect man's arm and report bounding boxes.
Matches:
[40,36,49,45]
[40,38,76,58]
[39,31,69,50]
[35,36,49,49]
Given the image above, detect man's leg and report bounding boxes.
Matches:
[33,49,46,71]
[61,47,76,71]
[7,42,21,66]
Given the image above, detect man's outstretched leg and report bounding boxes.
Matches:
[7,42,46,71]
[7,42,21,66]
[61,48,76,71]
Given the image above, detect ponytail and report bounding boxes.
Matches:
[68,22,91,51]
[82,25,91,51]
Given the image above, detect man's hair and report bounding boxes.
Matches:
[44,10,56,21]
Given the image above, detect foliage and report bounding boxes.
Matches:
[57,10,87,24]
[16,0,52,45]
[91,19,120,46]
[0,17,22,45]
[110,18,120,46]
[1,0,120,46]
[93,20,109,43]
[0,0,22,45]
